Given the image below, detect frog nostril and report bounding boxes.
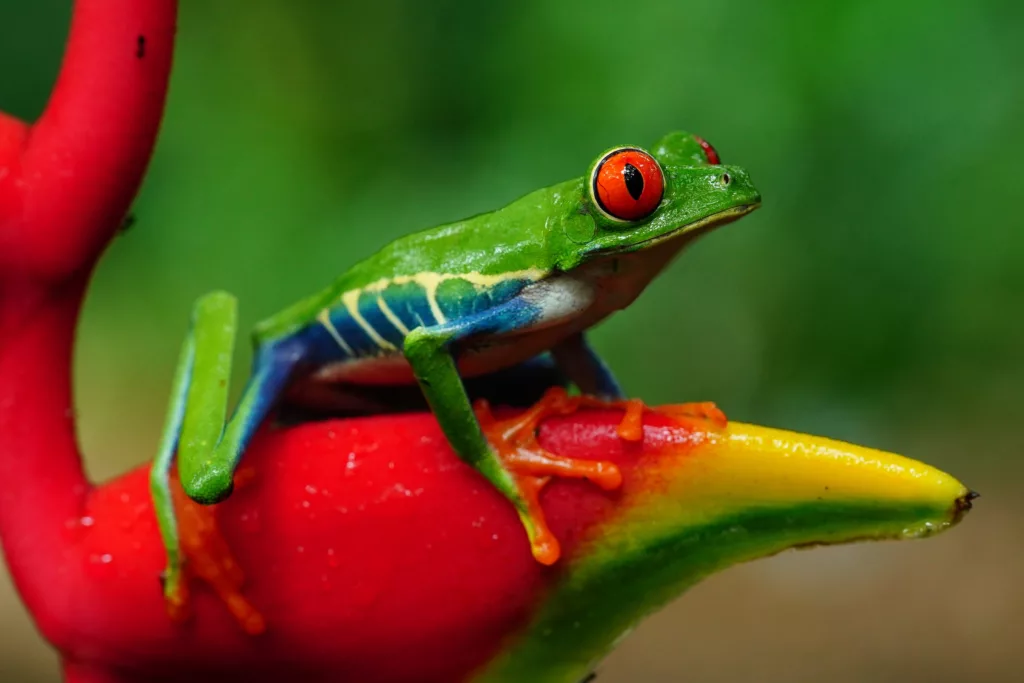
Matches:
[721,172,731,187]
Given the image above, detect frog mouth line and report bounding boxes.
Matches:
[639,202,761,249]
[595,202,760,256]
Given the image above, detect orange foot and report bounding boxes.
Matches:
[166,466,266,635]
[475,387,622,565]
[575,396,728,442]
[475,387,729,565]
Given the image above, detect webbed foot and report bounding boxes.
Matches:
[475,388,728,565]
[573,396,727,441]
[473,387,624,565]
[164,467,265,635]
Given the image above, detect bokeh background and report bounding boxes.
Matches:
[2,0,1022,680]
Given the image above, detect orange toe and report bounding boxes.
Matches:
[654,401,728,430]
[614,399,645,442]
[169,468,266,635]
[475,387,625,564]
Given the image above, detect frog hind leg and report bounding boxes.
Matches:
[551,332,727,441]
[550,332,647,439]
[550,331,624,399]
[149,292,301,625]
[403,304,623,565]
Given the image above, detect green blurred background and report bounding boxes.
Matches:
[2,0,1022,680]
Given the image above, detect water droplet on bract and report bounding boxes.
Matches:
[85,552,117,578]
[238,510,262,533]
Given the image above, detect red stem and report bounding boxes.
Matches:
[0,0,176,644]
[5,0,176,278]
[0,111,28,232]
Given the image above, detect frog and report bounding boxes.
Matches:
[149,130,761,618]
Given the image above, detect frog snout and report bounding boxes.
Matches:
[715,165,761,206]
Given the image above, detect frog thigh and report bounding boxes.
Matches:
[551,332,624,399]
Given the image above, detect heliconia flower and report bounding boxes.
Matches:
[0,3,975,683]
[34,408,973,683]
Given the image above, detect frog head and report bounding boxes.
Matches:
[554,131,761,269]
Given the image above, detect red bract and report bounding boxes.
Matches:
[58,410,693,683]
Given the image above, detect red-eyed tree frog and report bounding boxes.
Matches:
[149,131,761,614]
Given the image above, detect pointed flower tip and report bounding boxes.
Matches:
[479,418,975,681]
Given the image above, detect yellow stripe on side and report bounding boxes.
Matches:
[376,295,411,336]
[341,291,398,351]
[316,309,355,355]
[345,268,548,328]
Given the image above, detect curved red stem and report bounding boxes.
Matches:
[0,0,176,646]
[3,0,176,278]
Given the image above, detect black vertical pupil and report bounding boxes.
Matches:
[622,163,644,201]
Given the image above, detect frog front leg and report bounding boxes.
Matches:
[150,292,300,626]
[404,306,622,565]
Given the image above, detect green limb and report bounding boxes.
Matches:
[149,291,238,605]
[176,292,240,503]
[149,291,296,604]
[149,324,197,603]
[405,321,623,565]
[403,327,521,505]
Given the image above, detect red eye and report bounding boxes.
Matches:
[590,148,665,222]
[693,135,720,165]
